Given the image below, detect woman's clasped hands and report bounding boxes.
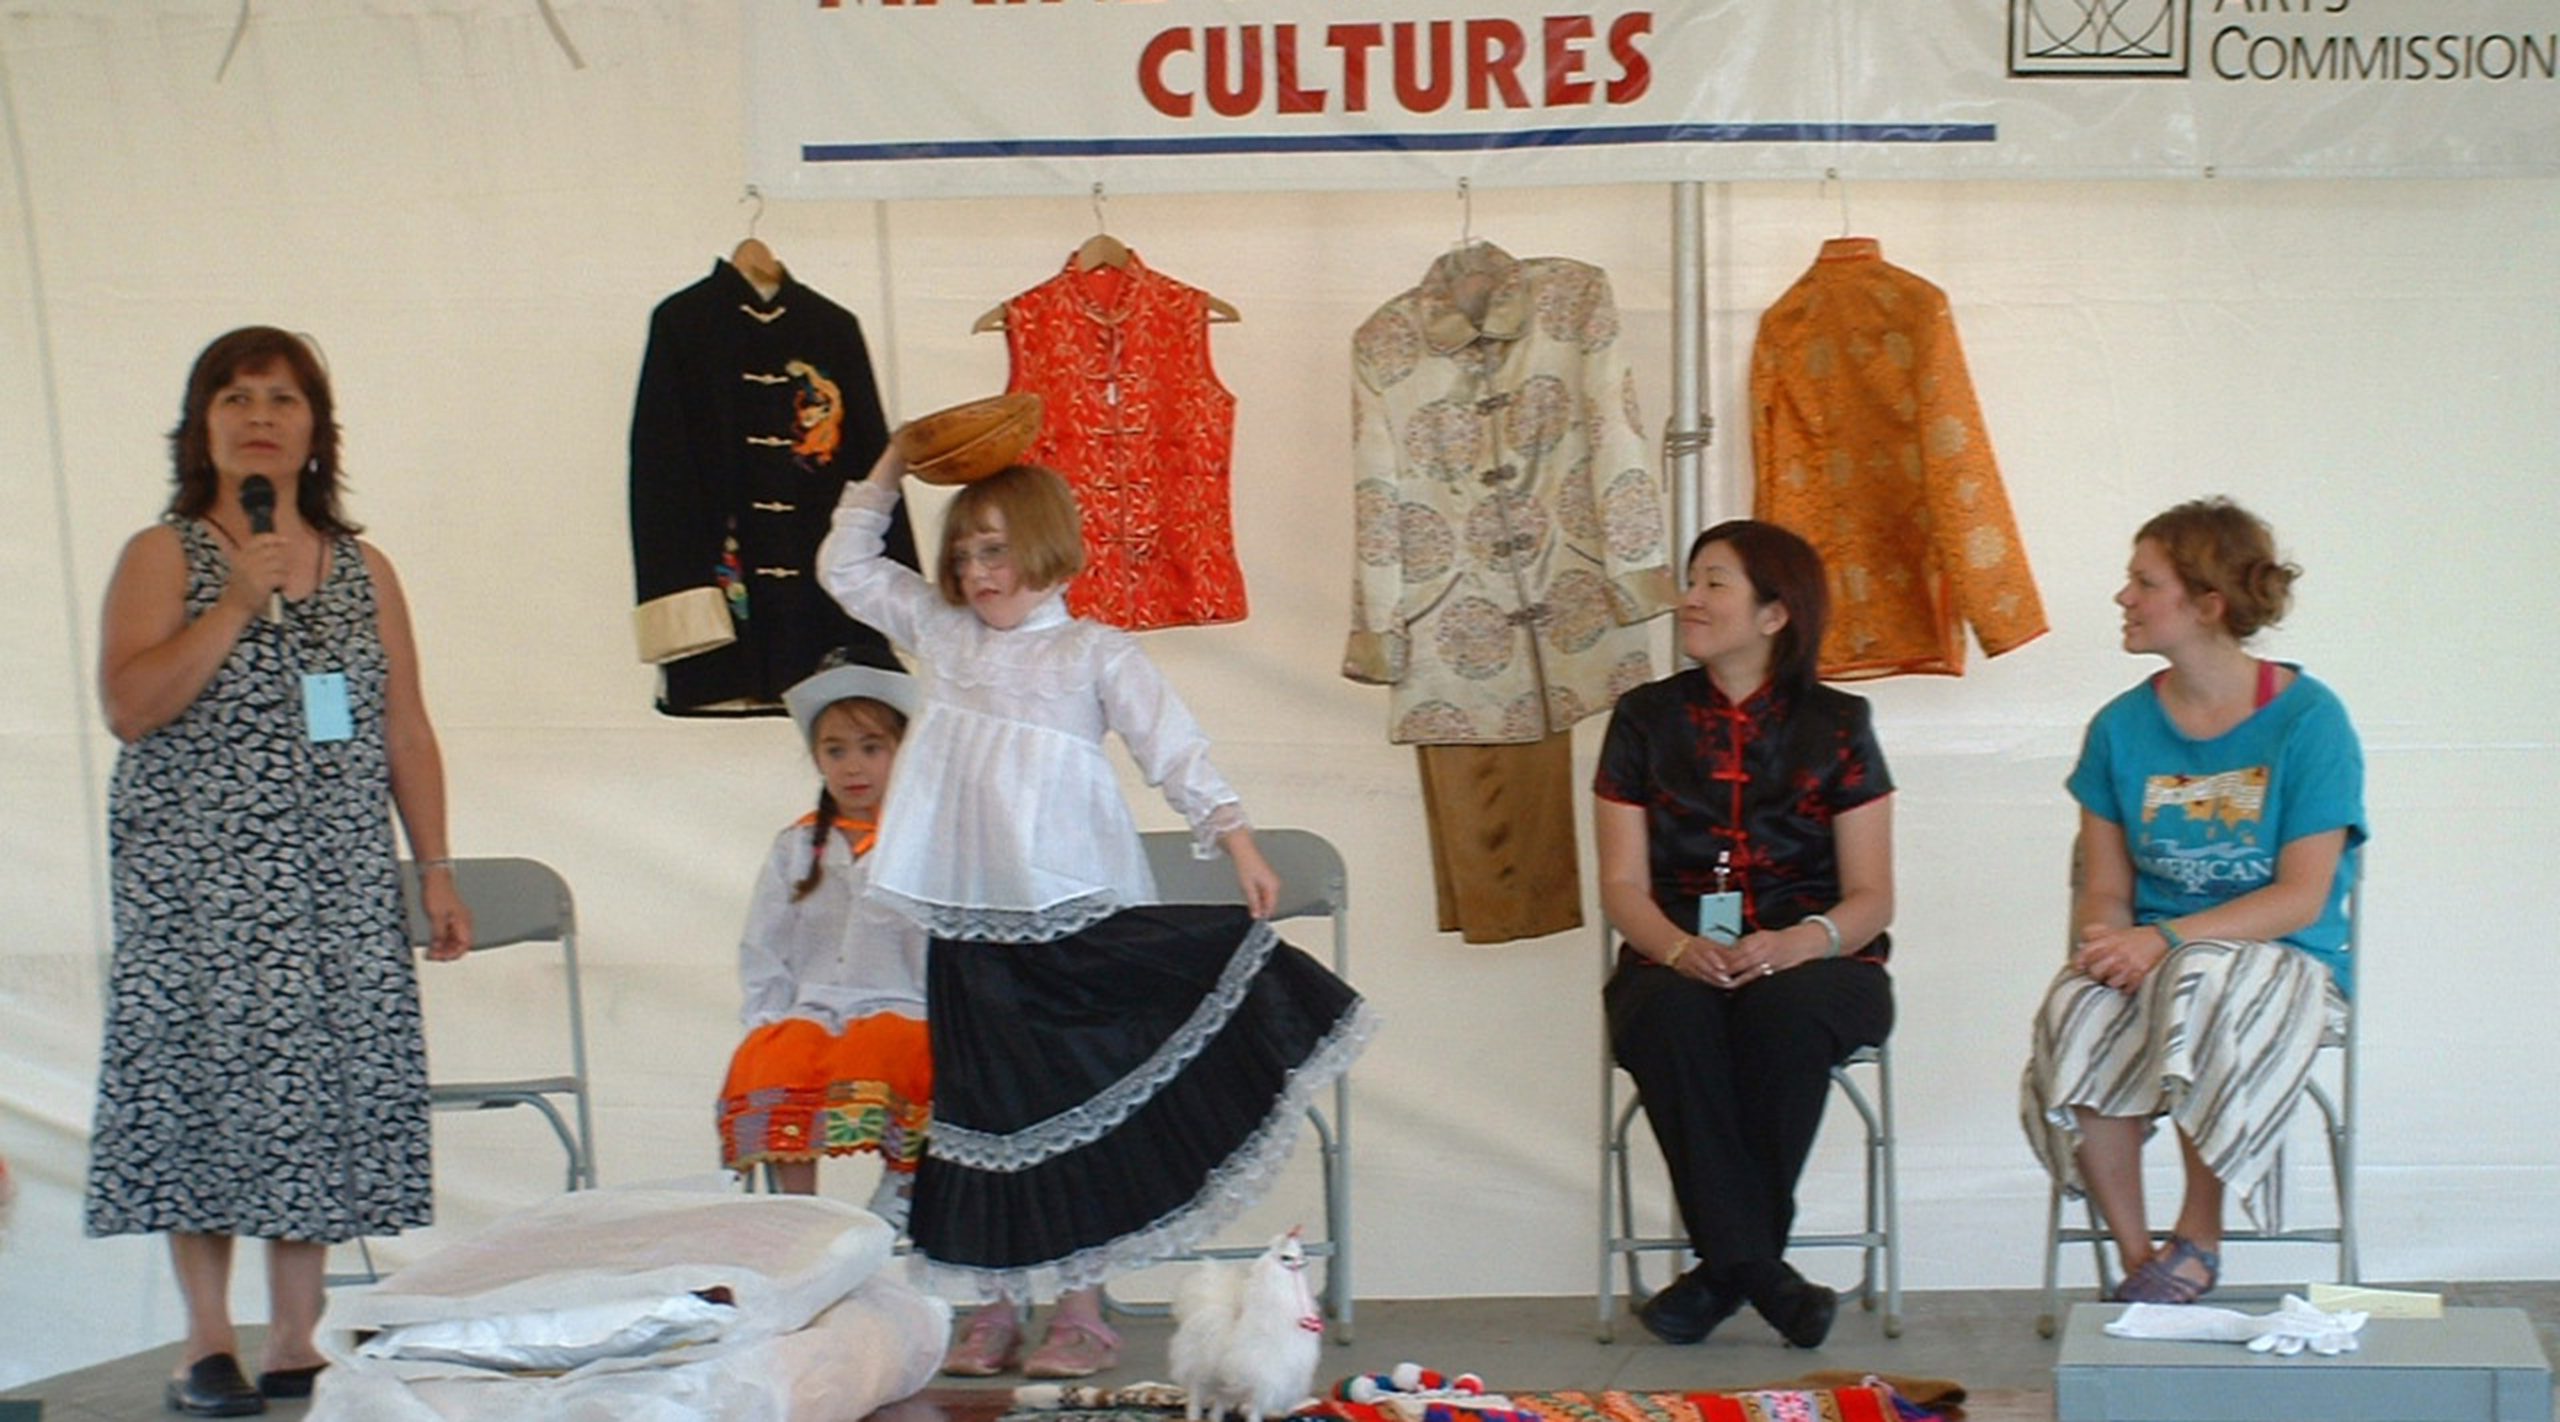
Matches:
[2073,921,2169,995]
[1670,926,1819,990]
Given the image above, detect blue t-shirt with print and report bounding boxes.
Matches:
[2065,665,2367,996]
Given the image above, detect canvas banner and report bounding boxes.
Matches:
[745,0,2560,198]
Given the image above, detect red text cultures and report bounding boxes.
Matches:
[1138,16,1654,119]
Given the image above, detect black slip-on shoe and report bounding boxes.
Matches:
[166,1353,265,1417]
[1752,1270,1839,1349]
[1635,1266,1746,1345]
[257,1364,325,1399]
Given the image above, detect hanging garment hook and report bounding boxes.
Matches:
[742,185,766,239]
[1089,181,1109,236]
[533,0,589,70]
[214,0,252,82]
[1457,176,1473,247]
[1824,168,1852,238]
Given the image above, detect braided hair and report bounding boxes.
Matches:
[789,696,910,902]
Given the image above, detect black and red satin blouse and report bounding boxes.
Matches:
[1594,669,1895,961]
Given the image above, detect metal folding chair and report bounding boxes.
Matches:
[332,857,598,1285]
[403,856,599,1192]
[1101,827,1358,1343]
[1596,928,1902,1342]
[2034,856,2362,1337]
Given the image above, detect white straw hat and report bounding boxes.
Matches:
[783,663,920,742]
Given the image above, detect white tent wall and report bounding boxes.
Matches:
[3,2,2556,1386]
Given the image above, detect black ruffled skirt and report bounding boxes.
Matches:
[908,904,1372,1300]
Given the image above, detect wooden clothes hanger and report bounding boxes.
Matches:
[973,184,1240,332]
[730,186,784,299]
[1073,230,1132,272]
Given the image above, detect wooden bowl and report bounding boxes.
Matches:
[893,392,1044,486]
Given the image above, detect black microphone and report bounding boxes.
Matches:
[239,475,282,624]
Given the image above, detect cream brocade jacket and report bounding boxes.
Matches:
[1344,245,1676,746]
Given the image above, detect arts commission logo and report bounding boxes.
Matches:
[2009,1,2557,82]
[2010,0,2192,76]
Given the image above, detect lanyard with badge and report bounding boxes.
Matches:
[302,667,353,742]
[1697,848,1742,944]
[268,541,352,744]
[219,516,353,745]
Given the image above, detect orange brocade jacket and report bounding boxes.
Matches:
[1750,238,2047,679]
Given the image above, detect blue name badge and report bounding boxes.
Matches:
[302,672,354,743]
[1696,890,1743,945]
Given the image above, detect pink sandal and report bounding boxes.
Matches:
[941,1309,1023,1376]
[1022,1317,1121,1379]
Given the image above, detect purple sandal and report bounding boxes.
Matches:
[2115,1234,2221,1305]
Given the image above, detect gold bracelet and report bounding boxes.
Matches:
[1662,935,1693,969]
[417,857,456,874]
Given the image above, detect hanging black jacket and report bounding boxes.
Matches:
[629,259,919,716]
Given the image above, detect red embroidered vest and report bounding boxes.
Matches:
[1003,252,1247,630]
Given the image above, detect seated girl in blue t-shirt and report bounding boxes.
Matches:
[2021,497,2365,1305]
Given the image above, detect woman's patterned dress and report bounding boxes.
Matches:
[85,518,432,1243]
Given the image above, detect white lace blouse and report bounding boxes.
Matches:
[737,821,929,1033]
[817,480,1249,942]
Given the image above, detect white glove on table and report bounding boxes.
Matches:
[2104,1294,2368,1356]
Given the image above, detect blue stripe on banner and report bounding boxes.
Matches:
[802,121,1997,164]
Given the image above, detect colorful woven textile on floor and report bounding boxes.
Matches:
[1002,1384,1933,1422]
[1512,1387,1930,1422]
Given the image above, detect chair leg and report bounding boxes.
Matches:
[1317,1101,1355,1343]
[2038,1182,2064,1339]
[1875,1056,1901,1339]
[1614,1101,1659,1306]
[2087,1198,2117,1300]
[1860,1120,1881,1311]
[1597,1105,1619,1344]
[2320,1080,2358,1286]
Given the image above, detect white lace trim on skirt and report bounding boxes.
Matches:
[870,885,1122,946]
[920,997,1378,1303]
[928,918,1280,1169]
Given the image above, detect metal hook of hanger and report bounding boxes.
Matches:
[1457,176,1473,247]
[1825,167,1851,237]
[742,185,766,239]
[1090,181,1110,236]
[533,0,589,70]
[214,0,253,83]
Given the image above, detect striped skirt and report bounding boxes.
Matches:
[2021,937,2346,1229]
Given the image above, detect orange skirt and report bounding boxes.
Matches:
[717,1014,932,1173]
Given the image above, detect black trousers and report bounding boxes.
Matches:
[1604,951,1894,1272]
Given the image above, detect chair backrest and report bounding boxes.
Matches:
[1138,827,1347,923]
[400,857,575,952]
[401,855,597,1192]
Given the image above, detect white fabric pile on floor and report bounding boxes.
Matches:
[2104,1295,2370,1356]
[312,1185,950,1420]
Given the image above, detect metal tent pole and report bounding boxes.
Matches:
[1667,182,1713,559]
